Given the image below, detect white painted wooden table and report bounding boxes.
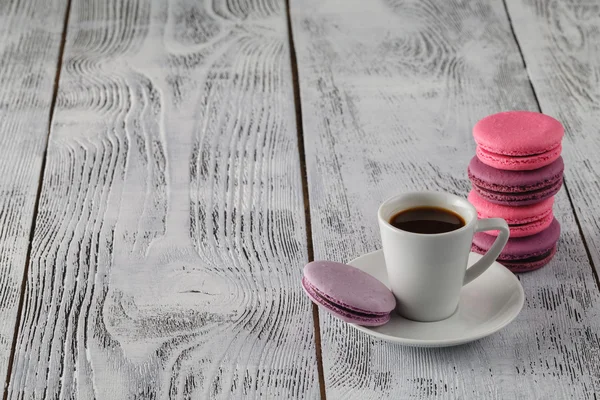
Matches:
[1,0,599,398]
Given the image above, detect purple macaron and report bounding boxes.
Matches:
[472,218,561,272]
[302,261,396,326]
[468,156,563,206]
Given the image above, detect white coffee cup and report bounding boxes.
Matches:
[378,191,509,322]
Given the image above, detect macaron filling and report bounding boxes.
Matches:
[476,142,561,157]
[471,244,557,272]
[472,181,562,206]
[499,247,555,264]
[303,277,389,317]
[476,145,562,171]
[472,242,554,261]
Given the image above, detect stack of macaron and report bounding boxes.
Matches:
[302,261,396,326]
[468,111,563,272]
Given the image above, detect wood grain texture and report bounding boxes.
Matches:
[0,0,67,384]
[7,0,319,398]
[290,0,600,398]
[505,0,600,276]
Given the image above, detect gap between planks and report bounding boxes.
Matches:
[500,0,600,293]
[2,0,74,397]
[285,0,327,399]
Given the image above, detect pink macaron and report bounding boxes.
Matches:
[473,111,564,171]
[468,190,554,237]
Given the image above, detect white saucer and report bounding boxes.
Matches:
[348,250,524,347]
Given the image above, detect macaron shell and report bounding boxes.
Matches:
[473,111,564,156]
[303,261,396,314]
[468,156,564,192]
[477,144,562,171]
[472,218,560,260]
[301,278,391,326]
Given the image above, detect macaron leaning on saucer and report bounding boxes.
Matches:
[473,111,564,171]
[302,261,396,326]
[468,155,564,206]
[468,190,554,238]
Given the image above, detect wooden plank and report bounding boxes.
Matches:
[7,0,320,398]
[0,0,67,384]
[505,0,600,278]
[290,0,600,398]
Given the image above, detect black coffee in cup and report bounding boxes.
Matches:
[389,207,465,234]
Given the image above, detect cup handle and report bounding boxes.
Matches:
[463,218,510,285]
